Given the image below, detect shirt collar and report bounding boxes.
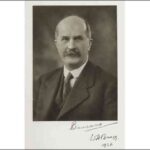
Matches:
[64,59,88,78]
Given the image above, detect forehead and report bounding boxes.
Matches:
[57,16,86,36]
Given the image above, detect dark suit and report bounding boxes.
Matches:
[33,61,117,121]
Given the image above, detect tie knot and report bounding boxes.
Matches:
[65,72,73,82]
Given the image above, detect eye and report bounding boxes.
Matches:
[74,36,83,41]
[61,36,69,41]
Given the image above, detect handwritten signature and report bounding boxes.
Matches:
[90,133,117,142]
[70,121,118,132]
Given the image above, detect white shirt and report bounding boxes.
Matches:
[64,60,88,88]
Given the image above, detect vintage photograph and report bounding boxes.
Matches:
[26,1,124,148]
[33,6,118,121]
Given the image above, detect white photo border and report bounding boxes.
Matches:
[25,1,124,149]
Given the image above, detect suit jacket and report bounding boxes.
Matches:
[33,61,117,121]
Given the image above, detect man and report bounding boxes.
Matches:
[33,15,117,121]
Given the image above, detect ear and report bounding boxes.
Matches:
[88,38,93,51]
[54,39,57,46]
[54,40,59,51]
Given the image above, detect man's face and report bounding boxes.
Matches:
[55,16,92,70]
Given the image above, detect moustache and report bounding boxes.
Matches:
[63,49,81,57]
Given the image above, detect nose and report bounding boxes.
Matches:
[68,39,75,49]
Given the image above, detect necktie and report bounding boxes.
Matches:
[63,72,73,100]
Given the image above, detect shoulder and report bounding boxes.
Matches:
[38,67,62,84]
[89,61,117,84]
[97,66,116,80]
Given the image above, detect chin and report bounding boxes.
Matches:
[65,58,80,64]
[64,58,82,69]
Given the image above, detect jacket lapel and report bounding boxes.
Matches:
[57,61,96,120]
[37,68,63,120]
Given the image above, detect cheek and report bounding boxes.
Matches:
[79,44,90,54]
[56,44,65,54]
[58,49,64,58]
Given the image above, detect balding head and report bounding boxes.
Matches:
[55,15,92,40]
[54,15,92,70]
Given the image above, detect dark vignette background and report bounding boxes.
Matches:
[33,6,117,82]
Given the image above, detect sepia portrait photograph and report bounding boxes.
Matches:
[33,6,117,121]
[26,1,124,149]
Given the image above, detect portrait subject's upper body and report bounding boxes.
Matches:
[33,15,117,121]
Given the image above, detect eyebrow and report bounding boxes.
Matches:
[61,36,69,40]
[74,35,83,40]
[61,35,84,39]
